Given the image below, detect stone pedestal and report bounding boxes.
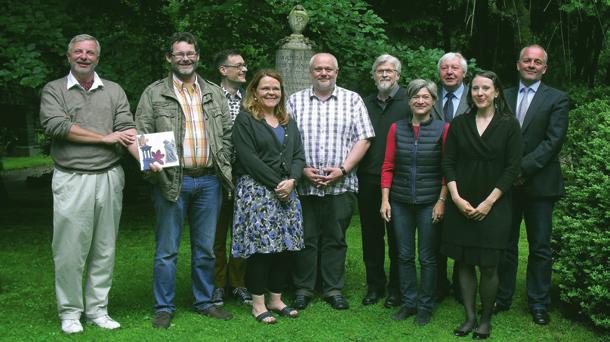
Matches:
[275,5,314,96]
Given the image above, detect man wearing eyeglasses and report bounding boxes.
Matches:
[210,49,251,307]
[431,52,470,304]
[288,52,374,311]
[135,32,234,328]
[357,54,409,309]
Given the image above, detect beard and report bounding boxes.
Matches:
[172,60,198,79]
[376,80,395,92]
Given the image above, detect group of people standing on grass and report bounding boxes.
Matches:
[40,31,568,339]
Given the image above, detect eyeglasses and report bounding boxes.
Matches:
[375,69,397,75]
[223,63,248,69]
[171,51,198,60]
[410,95,433,101]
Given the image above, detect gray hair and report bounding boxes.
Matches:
[519,44,548,64]
[309,53,338,70]
[437,52,467,74]
[371,54,402,78]
[67,34,101,56]
[406,79,438,102]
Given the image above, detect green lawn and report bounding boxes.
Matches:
[1,155,53,170]
[0,200,603,341]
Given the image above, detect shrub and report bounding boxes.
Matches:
[553,97,610,330]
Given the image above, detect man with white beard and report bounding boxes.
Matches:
[357,54,410,308]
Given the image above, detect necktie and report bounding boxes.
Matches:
[517,87,530,126]
[443,92,454,122]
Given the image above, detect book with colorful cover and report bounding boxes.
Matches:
[136,131,180,171]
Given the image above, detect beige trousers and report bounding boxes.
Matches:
[52,166,124,320]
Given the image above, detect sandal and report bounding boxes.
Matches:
[254,311,277,324]
[271,306,298,318]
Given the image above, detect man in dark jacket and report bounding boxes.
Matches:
[357,54,410,307]
[495,44,569,326]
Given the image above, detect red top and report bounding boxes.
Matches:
[381,122,450,188]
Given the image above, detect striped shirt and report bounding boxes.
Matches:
[288,86,375,196]
[172,75,210,168]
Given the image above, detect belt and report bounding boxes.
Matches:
[183,167,216,177]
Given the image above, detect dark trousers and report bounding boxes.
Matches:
[437,249,460,296]
[246,252,291,295]
[357,181,399,294]
[497,189,555,310]
[213,197,247,289]
[293,193,354,297]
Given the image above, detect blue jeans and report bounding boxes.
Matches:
[497,190,555,310]
[391,200,438,312]
[152,175,222,313]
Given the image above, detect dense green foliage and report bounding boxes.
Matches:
[554,97,610,330]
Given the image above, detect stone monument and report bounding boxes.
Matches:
[275,5,314,96]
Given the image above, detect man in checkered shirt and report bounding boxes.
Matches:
[288,52,375,311]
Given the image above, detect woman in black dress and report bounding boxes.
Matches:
[442,71,523,339]
[232,69,305,324]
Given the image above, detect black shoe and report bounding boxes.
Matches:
[324,294,349,310]
[152,311,173,329]
[293,294,312,310]
[392,306,416,321]
[384,292,401,308]
[196,306,233,320]
[531,308,550,325]
[472,330,490,340]
[492,302,510,314]
[414,309,432,326]
[362,290,383,305]
[453,322,476,337]
[435,287,450,304]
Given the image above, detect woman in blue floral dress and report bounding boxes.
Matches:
[232,69,305,324]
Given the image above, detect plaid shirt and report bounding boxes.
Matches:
[221,86,243,124]
[172,75,210,168]
[288,86,375,196]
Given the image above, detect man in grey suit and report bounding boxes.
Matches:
[433,52,470,303]
[495,44,569,326]
[432,52,470,123]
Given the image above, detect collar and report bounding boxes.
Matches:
[442,83,464,99]
[377,84,400,102]
[172,74,200,91]
[67,71,103,91]
[519,80,541,92]
[222,85,242,99]
[309,86,338,100]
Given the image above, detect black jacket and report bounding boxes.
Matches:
[232,111,305,189]
[358,86,410,184]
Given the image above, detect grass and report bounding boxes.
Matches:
[1,155,53,170]
[0,194,604,341]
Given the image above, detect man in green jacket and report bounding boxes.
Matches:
[135,32,233,329]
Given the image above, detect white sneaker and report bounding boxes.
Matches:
[87,315,121,330]
[61,319,83,334]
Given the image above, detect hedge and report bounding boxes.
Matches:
[553,97,610,330]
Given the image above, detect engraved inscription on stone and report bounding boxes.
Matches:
[276,49,313,96]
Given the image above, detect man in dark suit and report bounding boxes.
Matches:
[432,52,470,303]
[358,54,410,308]
[495,44,569,325]
[432,52,470,123]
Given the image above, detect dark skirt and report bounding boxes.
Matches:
[441,242,504,267]
[231,175,304,258]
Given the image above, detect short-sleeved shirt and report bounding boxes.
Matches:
[288,86,375,196]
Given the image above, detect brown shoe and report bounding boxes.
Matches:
[197,306,233,320]
[152,311,173,329]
